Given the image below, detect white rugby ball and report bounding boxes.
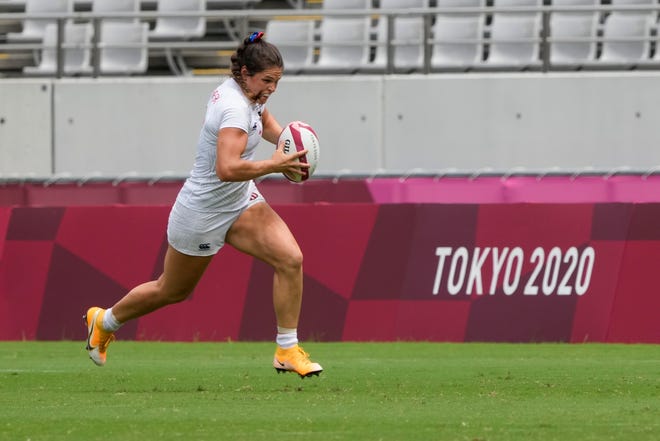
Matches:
[278,121,320,183]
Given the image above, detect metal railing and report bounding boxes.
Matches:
[1,3,660,76]
[3,164,660,186]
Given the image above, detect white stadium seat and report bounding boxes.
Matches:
[483,0,543,69]
[372,0,429,72]
[311,0,372,73]
[549,0,600,68]
[149,0,206,40]
[92,0,141,24]
[265,20,315,74]
[23,23,93,75]
[148,0,206,75]
[610,0,656,5]
[431,0,485,70]
[7,0,73,42]
[319,0,368,8]
[598,12,654,66]
[314,17,372,72]
[99,22,149,75]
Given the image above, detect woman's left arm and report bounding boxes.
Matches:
[261,108,283,145]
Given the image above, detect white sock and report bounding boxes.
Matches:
[102,308,123,332]
[276,327,298,349]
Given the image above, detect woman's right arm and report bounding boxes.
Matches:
[215,127,308,182]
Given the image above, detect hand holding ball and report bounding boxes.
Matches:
[277,121,320,183]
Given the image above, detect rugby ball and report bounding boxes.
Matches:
[278,121,320,183]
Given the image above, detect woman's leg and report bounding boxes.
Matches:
[85,245,212,366]
[225,202,322,377]
[225,202,303,329]
[111,245,214,323]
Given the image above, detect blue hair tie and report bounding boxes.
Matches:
[248,31,264,43]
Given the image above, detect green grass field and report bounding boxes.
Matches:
[0,342,658,441]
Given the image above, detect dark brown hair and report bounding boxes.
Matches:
[230,32,283,81]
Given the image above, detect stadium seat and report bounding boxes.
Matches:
[431,0,485,70]
[265,20,315,74]
[549,0,600,69]
[314,17,372,72]
[317,0,370,8]
[149,0,206,40]
[99,22,149,75]
[653,29,660,63]
[482,0,543,70]
[149,0,207,75]
[598,12,654,67]
[610,0,657,5]
[23,23,93,75]
[372,0,429,72]
[91,0,141,24]
[7,0,73,42]
[311,0,372,73]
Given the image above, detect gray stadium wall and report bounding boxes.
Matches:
[1,72,660,177]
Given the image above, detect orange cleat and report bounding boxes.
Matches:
[273,344,323,378]
[84,307,115,367]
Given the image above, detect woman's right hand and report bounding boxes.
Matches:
[272,139,310,178]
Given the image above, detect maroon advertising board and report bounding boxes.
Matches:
[0,203,658,343]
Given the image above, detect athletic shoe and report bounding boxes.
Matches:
[84,307,115,366]
[273,344,323,378]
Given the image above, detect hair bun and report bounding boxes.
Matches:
[247,31,264,44]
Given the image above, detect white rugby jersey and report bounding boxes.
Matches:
[175,77,264,212]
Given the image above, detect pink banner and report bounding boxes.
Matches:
[3,175,660,207]
[0,203,658,343]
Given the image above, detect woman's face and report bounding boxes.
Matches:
[242,66,283,104]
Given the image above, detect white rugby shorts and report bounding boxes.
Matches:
[167,184,265,256]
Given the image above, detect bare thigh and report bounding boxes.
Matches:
[160,244,214,296]
[112,244,213,322]
[225,202,301,267]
